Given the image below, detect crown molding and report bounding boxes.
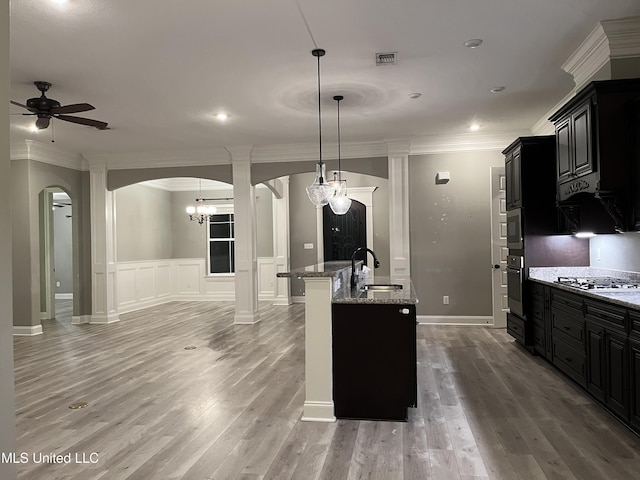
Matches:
[562,22,610,92]
[409,130,530,155]
[562,17,640,92]
[250,140,388,163]
[10,140,87,170]
[84,147,231,170]
[603,16,640,59]
[138,178,232,191]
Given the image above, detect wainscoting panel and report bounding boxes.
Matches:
[116,258,276,312]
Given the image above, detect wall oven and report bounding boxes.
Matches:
[506,254,524,317]
[506,209,523,250]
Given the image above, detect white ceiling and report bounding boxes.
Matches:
[9,0,640,161]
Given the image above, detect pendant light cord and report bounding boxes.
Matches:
[294,0,319,49]
[316,50,324,183]
[337,97,341,181]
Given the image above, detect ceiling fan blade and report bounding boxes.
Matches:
[50,103,95,114]
[35,116,50,129]
[56,114,108,130]
[10,100,28,109]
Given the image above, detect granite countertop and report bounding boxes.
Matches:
[528,267,640,310]
[332,276,419,305]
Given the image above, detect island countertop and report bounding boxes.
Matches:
[333,276,419,305]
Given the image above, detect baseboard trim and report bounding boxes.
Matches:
[233,313,261,325]
[291,296,306,304]
[301,401,336,423]
[71,315,91,325]
[55,293,73,300]
[417,315,493,326]
[90,313,121,325]
[13,325,44,336]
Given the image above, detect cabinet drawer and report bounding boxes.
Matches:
[553,337,586,386]
[551,289,583,314]
[552,308,585,344]
[507,313,526,344]
[585,300,627,330]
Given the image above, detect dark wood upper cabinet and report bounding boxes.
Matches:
[549,78,640,204]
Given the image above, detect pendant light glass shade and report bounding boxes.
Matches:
[329,179,352,214]
[328,94,351,215]
[306,162,334,206]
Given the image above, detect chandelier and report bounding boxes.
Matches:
[306,48,335,207]
[186,179,217,225]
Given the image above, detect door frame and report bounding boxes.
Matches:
[315,186,377,265]
[490,166,509,328]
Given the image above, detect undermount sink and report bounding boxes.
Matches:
[362,284,404,292]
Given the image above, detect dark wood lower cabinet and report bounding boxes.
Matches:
[524,281,640,436]
[630,337,640,430]
[585,321,605,402]
[332,303,417,421]
[605,330,629,419]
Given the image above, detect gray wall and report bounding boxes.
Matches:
[170,187,234,259]
[119,183,274,262]
[409,150,504,316]
[115,183,173,261]
[590,233,640,272]
[53,195,73,294]
[1,0,16,475]
[11,160,91,326]
[255,185,274,257]
[289,171,390,297]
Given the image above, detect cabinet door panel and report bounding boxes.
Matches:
[630,339,640,429]
[605,331,628,418]
[572,103,593,175]
[586,322,605,402]
[556,118,572,180]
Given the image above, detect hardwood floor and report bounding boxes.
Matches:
[13,301,640,479]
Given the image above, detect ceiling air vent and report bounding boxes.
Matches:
[375,52,398,65]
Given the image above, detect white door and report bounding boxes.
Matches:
[490,166,508,328]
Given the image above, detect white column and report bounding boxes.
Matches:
[301,277,336,422]
[89,163,119,324]
[272,176,292,306]
[230,147,260,324]
[387,140,411,277]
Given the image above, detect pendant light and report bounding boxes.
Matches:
[328,95,352,215]
[306,48,335,207]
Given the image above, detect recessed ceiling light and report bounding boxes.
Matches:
[469,123,480,132]
[409,93,422,99]
[216,113,229,121]
[464,39,483,49]
[490,86,506,93]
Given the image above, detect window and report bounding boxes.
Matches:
[208,214,235,274]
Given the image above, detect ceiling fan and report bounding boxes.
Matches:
[11,81,108,130]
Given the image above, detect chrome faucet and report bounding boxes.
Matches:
[351,247,380,288]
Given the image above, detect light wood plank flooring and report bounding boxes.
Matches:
[12,301,640,480]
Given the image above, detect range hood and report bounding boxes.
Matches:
[557,192,626,234]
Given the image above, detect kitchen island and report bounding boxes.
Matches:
[277,261,417,422]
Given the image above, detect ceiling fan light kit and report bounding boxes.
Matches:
[11,81,108,131]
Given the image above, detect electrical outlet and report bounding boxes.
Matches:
[443,295,450,305]
[56,281,61,287]
[304,243,314,250]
